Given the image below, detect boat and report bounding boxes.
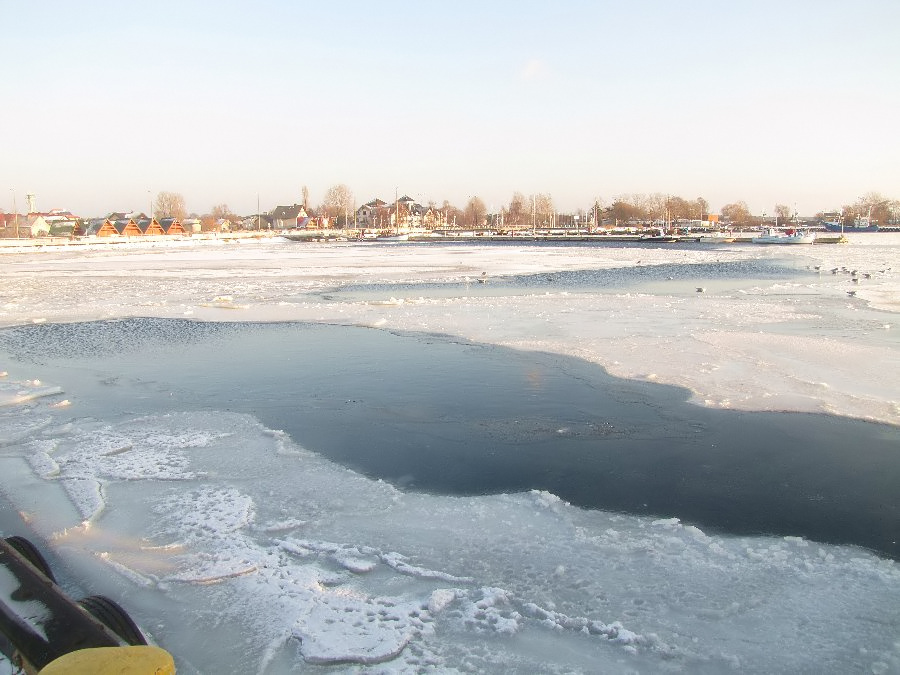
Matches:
[699,231,736,243]
[376,233,409,242]
[639,233,679,243]
[751,227,816,244]
[639,224,678,242]
[822,208,878,232]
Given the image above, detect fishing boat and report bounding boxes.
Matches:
[751,228,816,244]
[639,216,678,242]
[639,232,679,243]
[822,208,878,232]
[699,231,735,243]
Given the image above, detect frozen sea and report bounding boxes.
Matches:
[0,235,899,673]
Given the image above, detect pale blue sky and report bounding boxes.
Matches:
[3,1,898,217]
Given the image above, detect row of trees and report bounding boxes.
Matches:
[148,188,899,230]
[718,192,899,227]
[827,192,897,227]
[606,194,709,225]
[151,192,240,230]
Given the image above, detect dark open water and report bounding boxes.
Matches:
[1,316,898,559]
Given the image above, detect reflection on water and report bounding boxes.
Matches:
[1,317,898,559]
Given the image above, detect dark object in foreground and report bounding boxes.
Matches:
[0,535,173,673]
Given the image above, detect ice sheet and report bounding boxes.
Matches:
[1,235,897,424]
[1,386,899,673]
[1,237,899,673]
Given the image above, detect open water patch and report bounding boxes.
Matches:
[0,318,898,559]
[323,258,815,301]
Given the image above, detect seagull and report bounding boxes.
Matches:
[847,290,857,297]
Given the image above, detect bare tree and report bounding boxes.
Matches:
[375,204,392,229]
[667,196,692,221]
[301,185,310,209]
[440,200,463,228]
[853,192,895,225]
[774,204,792,223]
[644,193,669,223]
[507,192,527,228]
[154,192,187,220]
[720,201,752,226]
[393,201,410,228]
[322,184,354,226]
[694,197,709,221]
[465,196,487,227]
[609,200,644,224]
[210,204,234,220]
[533,193,554,227]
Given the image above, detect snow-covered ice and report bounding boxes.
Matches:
[0,235,898,673]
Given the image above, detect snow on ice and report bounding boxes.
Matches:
[0,236,898,673]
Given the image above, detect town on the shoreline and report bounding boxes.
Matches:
[1,188,897,240]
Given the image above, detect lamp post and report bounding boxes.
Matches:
[531,194,536,236]
[11,189,18,238]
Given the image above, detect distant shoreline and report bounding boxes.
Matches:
[0,228,858,250]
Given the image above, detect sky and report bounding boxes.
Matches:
[2,0,898,218]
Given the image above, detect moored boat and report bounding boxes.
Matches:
[639,233,679,243]
[822,208,879,233]
[751,228,816,244]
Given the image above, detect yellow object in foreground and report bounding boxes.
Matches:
[39,646,175,674]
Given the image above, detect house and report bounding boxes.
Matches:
[137,218,165,235]
[270,204,308,229]
[0,213,25,238]
[356,195,443,230]
[0,213,52,237]
[84,218,108,236]
[42,209,82,236]
[159,218,186,235]
[182,218,202,233]
[392,195,425,229]
[48,219,83,237]
[240,214,273,230]
[356,199,388,228]
[113,219,142,236]
[25,215,51,237]
[89,219,120,237]
[422,207,447,230]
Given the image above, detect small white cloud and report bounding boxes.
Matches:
[519,58,550,81]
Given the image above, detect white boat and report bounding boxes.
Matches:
[751,228,816,244]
